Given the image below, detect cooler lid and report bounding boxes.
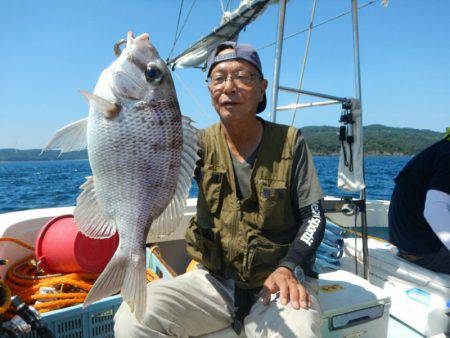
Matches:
[318,270,390,318]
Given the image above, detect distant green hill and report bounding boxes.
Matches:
[0,125,444,161]
[0,149,88,161]
[301,124,444,155]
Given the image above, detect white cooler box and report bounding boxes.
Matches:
[341,238,450,336]
[203,270,390,338]
[318,270,391,338]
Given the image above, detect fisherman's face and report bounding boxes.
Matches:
[208,50,267,123]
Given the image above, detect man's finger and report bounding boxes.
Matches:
[297,283,310,309]
[278,279,289,306]
[265,278,279,294]
[288,280,300,310]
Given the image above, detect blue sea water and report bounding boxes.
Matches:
[0,156,410,214]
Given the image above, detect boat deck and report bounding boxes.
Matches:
[1,204,448,337]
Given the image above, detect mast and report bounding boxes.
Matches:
[270,0,369,279]
[351,0,369,280]
[269,0,287,122]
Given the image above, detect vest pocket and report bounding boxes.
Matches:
[185,218,222,273]
[200,167,226,214]
[257,179,288,229]
[243,236,289,285]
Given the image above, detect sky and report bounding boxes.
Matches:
[0,0,449,149]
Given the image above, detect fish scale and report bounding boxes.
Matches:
[90,103,181,220]
[43,32,199,321]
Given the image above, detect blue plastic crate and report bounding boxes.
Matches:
[20,295,122,338]
[18,246,174,338]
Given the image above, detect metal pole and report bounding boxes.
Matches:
[352,0,362,102]
[351,0,369,280]
[276,100,340,111]
[278,86,350,103]
[269,0,287,122]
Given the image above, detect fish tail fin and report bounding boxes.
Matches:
[122,252,147,321]
[84,249,147,321]
[83,250,127,308]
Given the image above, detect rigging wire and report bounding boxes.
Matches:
[219,0,226,15]
[168,0,197,61]
[225,0,233,11]
[290,0,318,126]
[172,71,213,123]
[168,0,185,60]
[257,0,379,51]
[176,0,197,43]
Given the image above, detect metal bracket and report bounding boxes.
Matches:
[323,197,366,214]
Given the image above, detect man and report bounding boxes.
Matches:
[115,41,325,337]
[389,132,450,274]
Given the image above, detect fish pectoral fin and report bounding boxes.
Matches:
[147,115,200,242]
[79,90,121,118]
[74,176,117,239]
[42,118,88,154]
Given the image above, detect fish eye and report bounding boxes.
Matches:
[145,63,163,83]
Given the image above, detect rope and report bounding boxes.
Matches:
[1,238,160,319]
[290,0,318,126]
[257,0,379,51]
[345,227,390,243]
[325,216,390,243]
[0,237,35,251]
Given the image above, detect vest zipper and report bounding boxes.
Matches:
[228,198,241,264]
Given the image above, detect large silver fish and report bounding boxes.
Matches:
[44,32,198,320]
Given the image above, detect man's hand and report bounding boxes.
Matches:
[260,267,311,310]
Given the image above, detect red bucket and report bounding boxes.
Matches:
[35,214,119,274]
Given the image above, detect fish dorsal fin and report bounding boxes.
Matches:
[42,118,88,154]
[147,115,199,241]
[74,176,117,238]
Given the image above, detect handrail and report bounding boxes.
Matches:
[278,86,351,104]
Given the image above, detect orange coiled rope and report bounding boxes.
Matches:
[0,237,35,251]
[2,238,159,319]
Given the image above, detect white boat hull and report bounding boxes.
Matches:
[0,199,441,337]
[342,237,450,336]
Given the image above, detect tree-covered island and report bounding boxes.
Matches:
[0,125,444,161]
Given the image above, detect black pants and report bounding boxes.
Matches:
[399,246,450,274]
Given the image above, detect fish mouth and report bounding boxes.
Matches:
[123,31,160,74]
[130,32,150,43]
[127,31,154,53]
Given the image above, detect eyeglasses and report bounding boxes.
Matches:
[206,71,262,88]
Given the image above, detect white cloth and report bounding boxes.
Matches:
[114,269,322,338]
[424,189,450,250]
[337,99,365,192]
